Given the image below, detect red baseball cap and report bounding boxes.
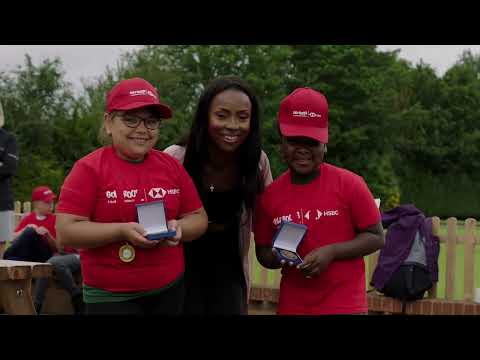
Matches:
[106,77,173,119]
[31,186,56,203]
[278,87,329,143]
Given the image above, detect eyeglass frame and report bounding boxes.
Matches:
[112,111,163,130]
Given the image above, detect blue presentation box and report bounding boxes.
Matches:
[136,201,177,240]
[272,221,308,265]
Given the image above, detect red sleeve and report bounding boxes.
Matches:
[350,176,381,230]
[176,161,203,215]
[253,193,276,247]
[14,213,32,232]
[56,160,97,218]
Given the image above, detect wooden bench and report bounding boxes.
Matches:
[0,260,52,315]
[247,216,480,315]
[35,272,82,315]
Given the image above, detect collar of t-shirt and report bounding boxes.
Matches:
[35,214,47,221]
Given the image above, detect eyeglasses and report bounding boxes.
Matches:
[119,114,162,130]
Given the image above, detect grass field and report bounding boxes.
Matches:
[250,222,480,301]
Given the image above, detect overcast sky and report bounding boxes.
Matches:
[1,45,479,94]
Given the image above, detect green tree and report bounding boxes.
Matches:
[0,55,75,201]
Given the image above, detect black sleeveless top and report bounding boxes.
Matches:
[184,185,244,280]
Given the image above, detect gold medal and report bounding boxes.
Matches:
[119,243,135,263]
[280,249,298,261]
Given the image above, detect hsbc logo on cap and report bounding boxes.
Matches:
[292,110,322,118]
[129,89,157,99]
[148,187,166,199]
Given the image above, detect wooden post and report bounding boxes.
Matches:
[248,235,256,284]
[13,201,21,229]
[272,269,281,289]
[445,217,458,301]
[259,266,269,289]
[367,250,380,291]
[23,201,31,214]
[463,218,476,302]
[428,217,442,298]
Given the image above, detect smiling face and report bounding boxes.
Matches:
[104,107,160,162]
[207,89,251,154]
[34,200,54,215]
[281,136,326,176]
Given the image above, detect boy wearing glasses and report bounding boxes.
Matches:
[253,88,384,315]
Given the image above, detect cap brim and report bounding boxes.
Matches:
[42,194,56,203]
[280,123,328,143]
[113,101,173,119]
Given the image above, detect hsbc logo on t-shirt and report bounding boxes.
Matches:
[148,187,167,199]
[148,187,180,199]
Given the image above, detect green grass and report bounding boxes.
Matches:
[250,222,480,300]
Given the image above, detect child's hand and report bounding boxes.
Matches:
[297,245,336,278]
[120,222,159,249]
[35,226,49,236]
[26,224,38,230]
[158,220,182,247]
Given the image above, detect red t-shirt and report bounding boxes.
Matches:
[254,163,381,315]
[55,146,203,292]
[15,212,77,254]
[15,212,57,251]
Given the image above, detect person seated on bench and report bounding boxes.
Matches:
[3,186,58,262]
[3,185,83,314]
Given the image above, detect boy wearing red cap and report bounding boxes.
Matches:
[4,185,58,262]
[4,185,83,314]
[55,78,208,315]
[254,88,384,315]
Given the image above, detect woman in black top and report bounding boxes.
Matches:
[164,76,272,315]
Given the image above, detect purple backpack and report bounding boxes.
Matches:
[371,204,440,312]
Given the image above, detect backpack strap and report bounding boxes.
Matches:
[401,265,415,315]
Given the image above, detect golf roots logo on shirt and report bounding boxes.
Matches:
[292,110,322,118]
[273,214,293,226]
[106,190,117,199]
[129,89,157,99]
[106,190,118,204]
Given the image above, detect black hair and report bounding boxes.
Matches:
[182,75,264,212]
